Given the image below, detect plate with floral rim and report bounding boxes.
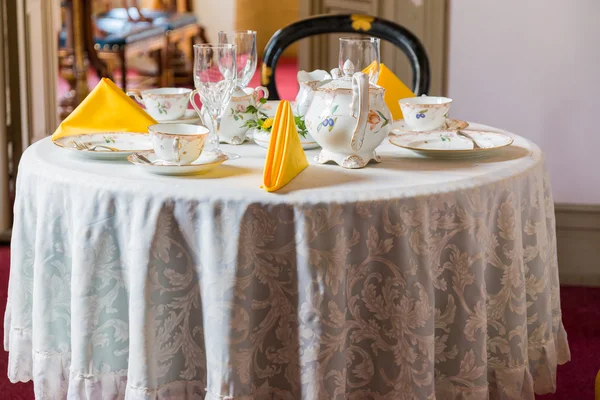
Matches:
[128,151,229,175]
[53,133,152,160]
[251,129,320,150]
[391,118,469,134]
[389,130,513,159]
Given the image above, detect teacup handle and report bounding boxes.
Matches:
[126,90,144,105]
[189,90,204,124]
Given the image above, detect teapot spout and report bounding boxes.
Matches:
[295,70,333,116]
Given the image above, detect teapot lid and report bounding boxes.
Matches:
[317,61,383,92]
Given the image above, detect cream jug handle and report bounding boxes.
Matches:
[350,72,369,152]
[189,90,205,125]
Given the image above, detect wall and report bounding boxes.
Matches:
[193,0,237,43]
[193,0,298,58]
[235,0,299,58]
[447,0,600,205]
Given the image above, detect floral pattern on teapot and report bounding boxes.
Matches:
[317,105,338,132]
[312,103,390,135]
[367,110,390,131]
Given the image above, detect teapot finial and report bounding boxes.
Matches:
[342,60,355,76]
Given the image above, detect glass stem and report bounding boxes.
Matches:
[210,112,222,154]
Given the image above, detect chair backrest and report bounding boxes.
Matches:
[261,14,430,100]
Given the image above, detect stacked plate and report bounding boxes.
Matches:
[389,119,513,159]
[53,132,228,176]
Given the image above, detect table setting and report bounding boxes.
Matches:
[4,29,569,400]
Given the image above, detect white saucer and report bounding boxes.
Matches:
[391,118,469,134]
[389,130,513,159]
[53,133,152,160]
[155,110,202,125]
[128,151,228,175]
[251,129,320,150]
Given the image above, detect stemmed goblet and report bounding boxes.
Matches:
[189,43,239,159]
[218,30,257,90]
[339,37,381,84]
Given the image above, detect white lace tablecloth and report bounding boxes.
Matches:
[4,124,570,399]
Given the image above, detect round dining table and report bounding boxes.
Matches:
[4,124,570,399]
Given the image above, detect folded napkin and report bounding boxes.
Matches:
[262,101,308,192]
[52,78,157,140]
[363,62,415,120]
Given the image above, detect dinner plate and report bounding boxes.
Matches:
[128,151,228,175]
[53,133,152,160]
[156,109,202,125]
[391,118,469,134]
[389,130,513,159]
[253,101,318,149]
[252,129,320,150]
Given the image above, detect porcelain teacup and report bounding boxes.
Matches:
[191,86,269,145]
[148,123,209,165]
[399,95,452,132]
[128,88,192,121]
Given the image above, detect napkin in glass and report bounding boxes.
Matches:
[52,78,157,140]
[363,62,415,120]
[262,100,308,192]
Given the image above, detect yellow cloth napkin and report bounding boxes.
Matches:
[262,100,308,192]
[52,78,157,140]
[363,62,415,120]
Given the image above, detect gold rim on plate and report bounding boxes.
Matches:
[389,131,514,153]
[53,133,151,153]
[127,150,229,167]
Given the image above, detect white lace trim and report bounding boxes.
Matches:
[5,325,570,399]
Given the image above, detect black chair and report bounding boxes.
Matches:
[262,14,430,100]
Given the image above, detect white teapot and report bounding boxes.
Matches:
[304,65,392,169]
[294,69,332,116]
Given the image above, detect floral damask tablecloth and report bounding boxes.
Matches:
[4,126,570,399]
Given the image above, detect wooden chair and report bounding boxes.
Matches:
[98,6,208,86]
[93,17,168,90]
[59,1,169,92]
[261,14,430,100]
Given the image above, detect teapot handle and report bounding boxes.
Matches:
[350,72,369,152]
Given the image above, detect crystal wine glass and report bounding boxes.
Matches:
[190,43,238,159]
[218,30,257,90]
[339,37,381,84]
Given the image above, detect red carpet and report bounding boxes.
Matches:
[0,243,597,398]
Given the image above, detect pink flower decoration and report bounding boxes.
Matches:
[163,101,171,110]
[236,104,245,112]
